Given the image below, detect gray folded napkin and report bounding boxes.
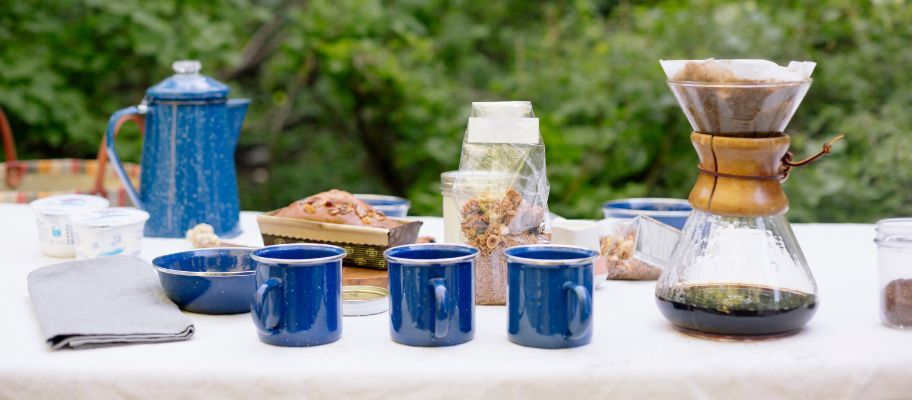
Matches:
[28,256,194,350]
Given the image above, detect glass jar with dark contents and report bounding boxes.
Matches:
[875,219,912,329]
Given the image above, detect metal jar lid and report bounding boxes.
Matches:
[342,286,389,316]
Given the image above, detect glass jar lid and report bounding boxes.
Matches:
[146,60,230,101]
[342,285,389,316]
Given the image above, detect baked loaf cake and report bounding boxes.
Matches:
[274,189,399,229]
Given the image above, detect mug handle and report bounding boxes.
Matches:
[430,278,449,339]
[253,278,283,333]
[104,106,144,208]
[563,282,591,340]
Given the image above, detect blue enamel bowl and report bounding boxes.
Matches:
[601,198,692,229]
[153,248,257,314]
[354,194,411,217]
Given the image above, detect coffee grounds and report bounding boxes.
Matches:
[882,278,912,327]
[671,62,807,136]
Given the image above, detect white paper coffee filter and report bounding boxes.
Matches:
[660,59,815,83]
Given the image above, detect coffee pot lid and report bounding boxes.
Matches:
[146,60,229,101]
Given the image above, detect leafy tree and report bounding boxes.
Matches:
[1,0,910,222]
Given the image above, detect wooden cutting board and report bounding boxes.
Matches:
[342,266,388,288]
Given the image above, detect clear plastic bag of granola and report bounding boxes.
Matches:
[598,218,664,281]
[454,101,551,305]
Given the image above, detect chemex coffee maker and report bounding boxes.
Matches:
[654,59,843,339]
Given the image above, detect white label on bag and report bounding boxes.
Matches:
[632,216,681,268]
[466,117,540,145]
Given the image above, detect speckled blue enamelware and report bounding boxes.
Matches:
[250,244,345,347]
[385,244,477,347]
[355,194,411,217]
[104,60,249,238]
[506,245,597,349]
[152,248,256,314]
[601,198,692,229]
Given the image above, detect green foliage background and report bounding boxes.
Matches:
[1,0,910,221]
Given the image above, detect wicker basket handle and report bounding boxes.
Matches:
[0,106,24,188]
[93,114,145,198]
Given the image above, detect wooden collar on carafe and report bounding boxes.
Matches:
[689,132,843,217]
[694,132,844,182]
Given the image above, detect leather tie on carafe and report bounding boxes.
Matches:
[779,134,845,181]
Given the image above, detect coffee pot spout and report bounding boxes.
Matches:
[227,99,250,145]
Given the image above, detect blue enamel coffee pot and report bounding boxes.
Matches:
[105,60,249,238]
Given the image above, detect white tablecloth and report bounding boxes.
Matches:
[1,203,910,399]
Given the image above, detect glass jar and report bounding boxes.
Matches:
[440,171,461,244]
[875,218,912,329]
[439,171,513,244]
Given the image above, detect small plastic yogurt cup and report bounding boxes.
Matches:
[30,195,110,257]
[70,207,150,259]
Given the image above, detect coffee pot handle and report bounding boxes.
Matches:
[430,278,449,339]
[104,107,145,208]
[563,282,591,340]
[96,108,144,201]
[0,106,25,189]
[253,278,283,333]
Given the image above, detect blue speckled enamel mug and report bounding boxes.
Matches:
[385,243,478,347]
[250,244,345,347]
[506,245,598,349]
